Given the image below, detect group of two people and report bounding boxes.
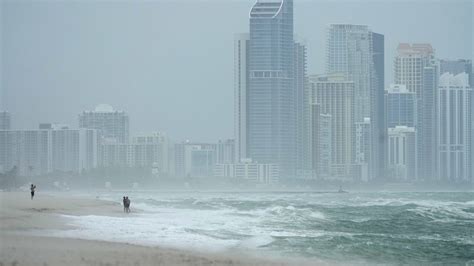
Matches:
[123,196,131,213]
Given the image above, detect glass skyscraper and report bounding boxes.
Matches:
[247,0,296,177]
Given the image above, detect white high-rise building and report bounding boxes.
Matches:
[100,132,170,175]
[79,104,129,143]
[0,128,97,176]
[438,73,472,182]
[385,84,416,128]
[214,159,279,184]
[394,43,438,181]
[310,74,355,181]
[387,126,417,181]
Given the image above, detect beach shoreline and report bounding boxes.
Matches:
[0,191,318,266]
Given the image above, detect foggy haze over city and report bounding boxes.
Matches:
[1,1,474,265]
[1,0,471,141]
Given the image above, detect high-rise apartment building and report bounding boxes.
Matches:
[440,59,473,180]
[394,43,437,181]
[387,126,417,181]
[79,104,129,143]
[174,142,217,178]
[326,24,384,181]
[0,128,97,176]
[310,74,355,181]
[385,84,416,128]
[438,73,472,182]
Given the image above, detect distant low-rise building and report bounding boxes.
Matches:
[99,132,169,176]
[214,159,279,184]
[174,141,217,178]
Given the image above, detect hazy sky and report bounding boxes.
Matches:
[1,0,472,142]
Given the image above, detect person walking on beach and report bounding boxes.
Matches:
[125,196,131,213]
[123,196,127,213]
[30,184,36,200]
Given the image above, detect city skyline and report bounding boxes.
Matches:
[1,0,472,142]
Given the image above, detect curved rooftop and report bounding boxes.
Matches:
[249,0,283,19]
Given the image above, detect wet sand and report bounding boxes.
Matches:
[0,192,319,266]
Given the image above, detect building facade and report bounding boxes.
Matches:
[394,43,438,181]
[214,159,279,184]
[437,73,472,182]
[174,142,217,178]
[326,24,384,181]
[385,84,416,128]
[0,128,97,176]
[79,104,129,143]
[100,132,169,176]
[310,74,355,181]
[246,0,296,178]
[439,59,473,180]
[387,126,417,181]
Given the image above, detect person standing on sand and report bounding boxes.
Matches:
[123,196,127,212]
[30,184,36,200]
[125,196,131,213]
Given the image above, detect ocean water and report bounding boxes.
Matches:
[55,191,473,265]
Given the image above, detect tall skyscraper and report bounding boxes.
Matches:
[438,73,472,182]
[386,84,416,128]
[234,33,249,163]
[327,24,372,122]
[79,104,129,143]
[394,43,437,181]
[0,111,11,130]
[326,24,384,181]
[240,0,296,178]
[294,41,310,176]
[440,59,473,181]
[310,74,355,181]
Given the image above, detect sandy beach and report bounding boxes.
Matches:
[0,192,317,266]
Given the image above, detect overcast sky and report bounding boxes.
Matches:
[1,0,472,142]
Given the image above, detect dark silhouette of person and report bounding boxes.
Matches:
[125,197,131,213]
[30,184,36,200]
[123,196,127,212]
